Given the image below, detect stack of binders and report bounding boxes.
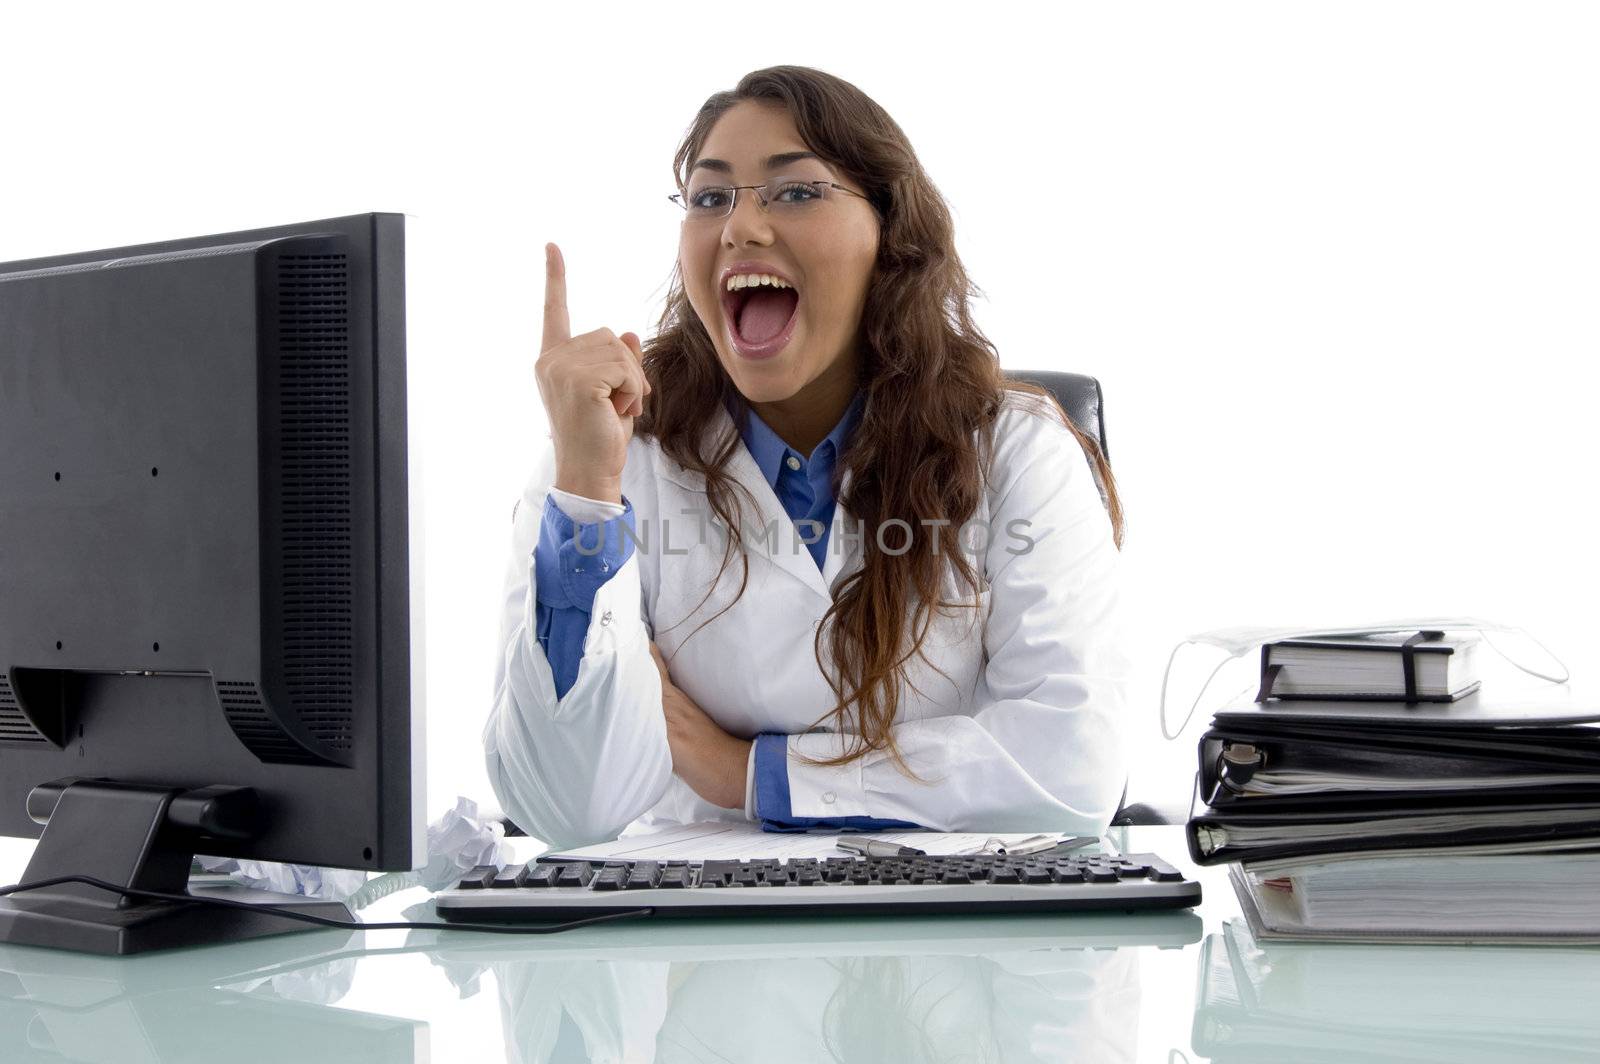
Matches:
[1185,632,1600,943]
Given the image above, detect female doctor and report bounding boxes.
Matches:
[485,66,1131,849]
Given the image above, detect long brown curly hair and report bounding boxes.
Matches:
[637,66,1124,768]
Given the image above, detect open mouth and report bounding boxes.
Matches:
[719,272,800,359]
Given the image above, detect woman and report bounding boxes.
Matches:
[485,66,1130,848]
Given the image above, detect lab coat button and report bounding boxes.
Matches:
[601,610,613,627]
[821,791,836,804]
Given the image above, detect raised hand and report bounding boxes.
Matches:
[534,243,651,504]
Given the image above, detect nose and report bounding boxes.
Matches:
[721,187,775,249]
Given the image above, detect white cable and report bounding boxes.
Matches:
[1477,624,1571,685]
[1159,640,1235,742]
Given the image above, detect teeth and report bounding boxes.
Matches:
[725,273,792,292]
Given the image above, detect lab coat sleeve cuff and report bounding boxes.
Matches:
[753,733,921,832]
[548,486,628,525]
[534,493,636,612]
[743,741,759,821]
[785,732,869,819]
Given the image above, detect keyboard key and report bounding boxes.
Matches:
[520,864,558,888]
[554,864,593,888]
[457,866,497,890]
[1143,857,1186,882]
[701,861,742,885]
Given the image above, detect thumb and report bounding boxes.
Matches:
[619,332,652,397]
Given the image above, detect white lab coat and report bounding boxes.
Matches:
[484,391,1131,849]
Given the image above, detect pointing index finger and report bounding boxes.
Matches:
[542,243,571,353]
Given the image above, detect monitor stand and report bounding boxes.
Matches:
[0,778,355,955]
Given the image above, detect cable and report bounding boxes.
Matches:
[346,869,421,910]
[1159,640,1238,741]
[1478,624,1571,685]
[0,875,655,935]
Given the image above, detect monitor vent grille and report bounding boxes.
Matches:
[217,680,326,766]
[0,675,49,744]
[276,252,354,753]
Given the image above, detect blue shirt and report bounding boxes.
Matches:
[733,390,863,573]
[531,390,916,831]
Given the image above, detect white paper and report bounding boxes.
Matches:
[419,795,515,890]
[543,821,1106,863]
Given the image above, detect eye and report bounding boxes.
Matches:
[689,187,734,211]
[771,181,824,206]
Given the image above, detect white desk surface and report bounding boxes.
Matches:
[1,825,1595,1063]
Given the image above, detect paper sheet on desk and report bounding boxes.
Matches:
[543,822,1112,862]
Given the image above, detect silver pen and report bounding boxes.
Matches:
[835,836,927,858]
[978,834,1095,857]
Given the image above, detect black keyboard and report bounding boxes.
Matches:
[435,851,1201,922]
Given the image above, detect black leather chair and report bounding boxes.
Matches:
[1007,371,1110,463]
[1005,371,1166,827]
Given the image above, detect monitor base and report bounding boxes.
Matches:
[0,777,355,955]
[0,893,356,956]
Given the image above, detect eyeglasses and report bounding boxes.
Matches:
[669,177,871,222]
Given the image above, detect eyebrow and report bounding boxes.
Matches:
[690,151,822,174]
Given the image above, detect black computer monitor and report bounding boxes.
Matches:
[0,213,423,954]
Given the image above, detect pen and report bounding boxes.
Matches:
[835,836,927,858]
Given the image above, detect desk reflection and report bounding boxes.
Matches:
[1192,919,1600,1062]
[0,910,1200,1063]
[425,912,1202,1063]
[0,930,425,1063]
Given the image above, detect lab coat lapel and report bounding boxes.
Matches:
[721,426,835,604]
[820,462,862,597]
[665,404,860,606]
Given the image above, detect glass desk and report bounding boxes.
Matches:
[0,826,1594,1062]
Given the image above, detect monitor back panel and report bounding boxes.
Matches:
[0,214,416,871]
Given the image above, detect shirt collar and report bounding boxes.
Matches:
[733,390,866,488]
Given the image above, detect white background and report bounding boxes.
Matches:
[4,0,1597,826]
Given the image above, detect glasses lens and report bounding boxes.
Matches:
[683,185,736,220]
[766,178,829,215]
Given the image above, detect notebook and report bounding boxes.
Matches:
[1258,630,1482,701]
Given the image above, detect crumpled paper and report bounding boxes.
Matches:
[194,854,368,901]
[419,796,515,891]
[195,795,514,900]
